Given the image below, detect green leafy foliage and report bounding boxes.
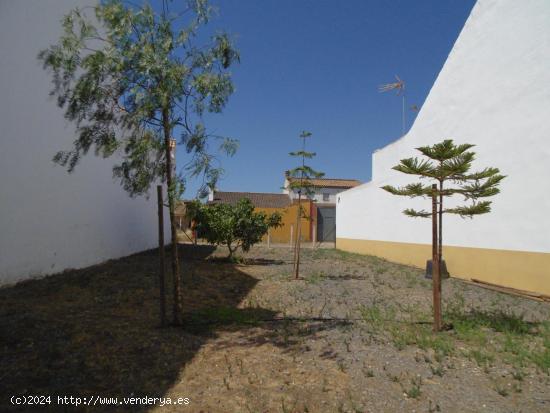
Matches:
[383,140,505,331]
[287,131,324,278]
[39,0,239,197]
[287,131,324,198]
[381,139,505,218]
[39,0,240,325]
[190,199,282,257]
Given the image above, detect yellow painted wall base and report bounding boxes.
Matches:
[336,238,550,297]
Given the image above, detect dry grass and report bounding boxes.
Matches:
[1,244,549,412]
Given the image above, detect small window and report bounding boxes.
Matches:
[323,193,330,202]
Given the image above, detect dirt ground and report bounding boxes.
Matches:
[1,244,549,412]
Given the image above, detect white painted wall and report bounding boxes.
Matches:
[0,0,168,285]
[338,0,550,254]
[283,178,346,205]
[307,187,339,205]
[289,187,341,204]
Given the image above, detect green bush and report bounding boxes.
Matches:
[190,198,282,258]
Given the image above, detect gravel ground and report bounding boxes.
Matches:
[1,244,549,412]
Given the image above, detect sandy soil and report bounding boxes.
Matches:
[1,244,549,412]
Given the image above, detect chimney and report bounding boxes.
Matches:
[208,187,215,202]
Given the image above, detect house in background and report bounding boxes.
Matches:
[208,174,361,244]
[283,175,361,242]
[283,174,362,205]
[208,191,314,244]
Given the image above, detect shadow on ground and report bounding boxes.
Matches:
[0,244,275,412]
[241,257,286,266]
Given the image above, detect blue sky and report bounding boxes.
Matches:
[175,0,476,196]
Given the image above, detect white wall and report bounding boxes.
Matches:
[0,0,168,285]
[338,0,550,254]
[308,187,340,205]
[283,179,346,205]
[289,187,341,204]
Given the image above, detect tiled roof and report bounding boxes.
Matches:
[209,191,291,208]
[286,178,362,188]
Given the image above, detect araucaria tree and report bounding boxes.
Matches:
[190,199,282,259]
[287,131,324,279]
[39,0,239,325]
[381,139,505,331]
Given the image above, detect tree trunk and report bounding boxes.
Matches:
[292,203,298,270]
[432,184,442,332]
[439,180,443,262]
[157,185,167,327]
[294,193,302,279]
[162,107,183,326]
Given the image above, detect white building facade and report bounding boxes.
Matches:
[337,0,550,296]
[0,1,168,285]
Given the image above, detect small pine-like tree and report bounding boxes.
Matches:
[39,0,239,325]
[381,139,505,330]
[287,131,324,279]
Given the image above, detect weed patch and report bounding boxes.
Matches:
[405,376,422,399]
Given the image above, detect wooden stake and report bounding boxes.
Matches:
[432,184,442,332]
[294,195,302,279]
[439,180,443,267]
[290,224,294,249]
[157,185,167,327]
[267,228,271,249]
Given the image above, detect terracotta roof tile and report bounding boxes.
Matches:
[209,191,291,208]
[286,178,361,188]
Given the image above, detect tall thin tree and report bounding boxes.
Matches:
[382,140,505,331]
[39,0,239,325]
[287,131,324,279]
